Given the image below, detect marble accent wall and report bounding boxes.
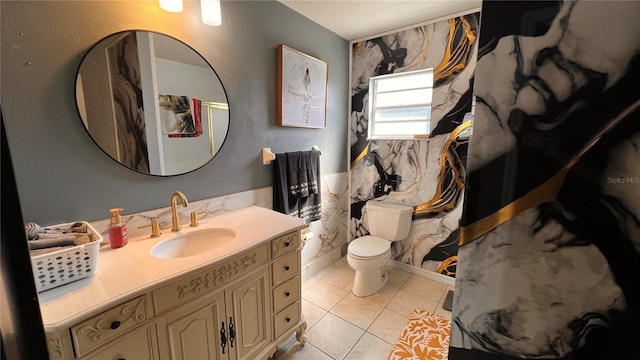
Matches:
[349,13,480,278]
[90,172,349,280]
[302,173,349,280]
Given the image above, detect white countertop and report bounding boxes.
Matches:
[38,206,305,329]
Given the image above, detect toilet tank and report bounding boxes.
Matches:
[365,201,413,240]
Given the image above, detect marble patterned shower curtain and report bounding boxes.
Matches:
[349,13,480,278]
[451,1,640,359]
[106,31,150,173]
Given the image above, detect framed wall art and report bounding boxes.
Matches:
[277,44,328,128]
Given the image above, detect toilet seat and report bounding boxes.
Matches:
[348,236,390,260]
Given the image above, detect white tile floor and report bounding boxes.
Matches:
[275,257,454,360]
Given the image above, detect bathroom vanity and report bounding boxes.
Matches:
[39,206,307,360]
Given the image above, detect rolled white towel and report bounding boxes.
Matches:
[28,235,76,250]
[25,221,94,250]
[25,222,43,240]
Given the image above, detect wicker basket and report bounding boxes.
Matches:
[30,221,102,292]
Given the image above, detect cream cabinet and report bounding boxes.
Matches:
[269,233,306,346]
[156,291,225,360]
[45,230,306,360]
[224,269,270,360]
[156,268,270,360]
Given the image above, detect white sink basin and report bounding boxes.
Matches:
[150,228,236,259]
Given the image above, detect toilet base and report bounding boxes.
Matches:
[352,268,388,297]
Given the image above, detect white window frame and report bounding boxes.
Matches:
[367,68,434,140]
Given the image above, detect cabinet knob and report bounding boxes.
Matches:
[284,265,290,271]
[285,316,291,323]
[110,321,121,330]
[284,241,290,247]
[285,291,291,297]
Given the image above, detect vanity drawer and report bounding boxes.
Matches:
[152,243,269,315]
[71,295,148,357]
[272,251,299,285]
[273,301,300,339]
[81,326,154,360]
[271,231,299,258]
[273,276,300,313]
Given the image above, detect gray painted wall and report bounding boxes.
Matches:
[1,0,348,225]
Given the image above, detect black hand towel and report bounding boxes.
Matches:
[273,150,322,223]
[287,151,309,198]
[306,149,320,195]
[273,153,298,217]
[299,149,322,222]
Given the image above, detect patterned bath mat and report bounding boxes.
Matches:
[388,308,451,360]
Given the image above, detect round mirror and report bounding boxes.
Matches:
[75,30,229,176]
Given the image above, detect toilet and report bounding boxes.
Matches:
[347,201,413,297]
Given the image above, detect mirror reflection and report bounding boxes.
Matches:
[75,30,229,176]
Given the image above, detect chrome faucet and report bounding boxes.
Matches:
[170,191,189,232]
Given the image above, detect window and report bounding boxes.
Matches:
[367,68,434,140]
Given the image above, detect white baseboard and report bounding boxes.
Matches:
[303,252,456,288]
[301,247,344,282]
[387,260,455,287]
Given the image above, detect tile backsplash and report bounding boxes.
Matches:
[89,172,349,280]
[90,186,272,241]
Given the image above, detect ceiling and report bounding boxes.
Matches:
[278,0,482,41]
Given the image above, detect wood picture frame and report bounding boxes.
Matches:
[277,44,328,128]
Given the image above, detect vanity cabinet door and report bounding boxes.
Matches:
[156,268,270,360]
[225,268,271,360]
[157,291,226,360]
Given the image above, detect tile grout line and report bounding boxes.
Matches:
[341,331,367,360]
[310,341,337,360]
[298,258,453,359]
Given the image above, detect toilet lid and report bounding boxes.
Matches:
[349,236,390,258]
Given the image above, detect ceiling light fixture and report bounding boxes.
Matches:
[201,0,222,26]
[159,0,221,26]
[159,0,183,13]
